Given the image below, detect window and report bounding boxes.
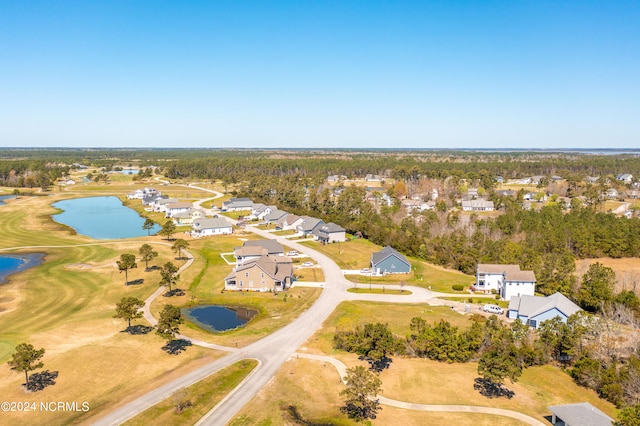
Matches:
[261,272,264,278]
[245,272,249,278]
[239,280,243,287]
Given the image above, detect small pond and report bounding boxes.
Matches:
[52,196,161,239]
[119,169,139,175]
[0,253,45,284]
[0,195,16,205]
[183,305,258,332]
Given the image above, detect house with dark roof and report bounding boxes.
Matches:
[222,197,253,212]
[313,222,346,243]
[475,264,536,300]
[191,217,233,237]
[508,292,582,329]
[547,402,612,426]
[263,208,288,224]
[224,255,293,292]
[370,246,411,275]
[296,216,324,237]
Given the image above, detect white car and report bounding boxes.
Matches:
[301,262,314,267]
[483,304,504,315]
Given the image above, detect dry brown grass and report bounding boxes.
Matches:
[576,257,640,294]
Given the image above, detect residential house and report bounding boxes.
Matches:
[507,292,581,328]
[365,174,382,182]
[370,246,411,275]
[313,222,346,243]
[263,208,288,224]
[466,188,479,199]
[616,173,633,183]
[495,189,515,197]
[222,197,253,212]
[249,203,273,220]
[152,197,179,213]
[224,255,293,292]
[551,175,563,182]
[278,214,304,231]
[128,187,161,200]
[296,216,324,237]
[165,202,194,218]
[547,403,612,426]
[585,176,600,184]
[172,208,205,225]
[603,188,619,200]
[475,264,536,300]
[234,240,285,263]
[191,217,233,237]
[461,199,494,211]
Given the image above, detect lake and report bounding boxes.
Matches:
[52,196,161,239]
[0,253,45,284]
[183,305,258,332]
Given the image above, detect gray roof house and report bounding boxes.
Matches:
[461,199,494,211]
[507,292,582,329]
[548,402,612,426]
[235,240,285,262]
[296,216,324,236]
[278,214,304,230]
[224,255,293,292]
[370,246,411,274]
[312,222,346,243]
[222,197,253,212]
[191,217,233,237]
[263,208,288,224]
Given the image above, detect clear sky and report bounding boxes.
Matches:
[1,0,638,149]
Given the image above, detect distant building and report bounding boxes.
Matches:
[461,199,494,211]
[222,197,253,212]
[475,264,536,300]
[313,222,346,243]
[370,246,411,274]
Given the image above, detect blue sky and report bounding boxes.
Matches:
[1,0,638,149]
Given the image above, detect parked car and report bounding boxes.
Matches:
[287,250,298,256]
[483,304,504,315]
[301,262,314,267]
[360,268,371,275]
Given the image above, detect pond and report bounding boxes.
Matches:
[0,195,16,205]
[52,196,161,239]
[183,305,258,332]
[0,253,45,284]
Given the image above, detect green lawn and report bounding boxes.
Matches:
[301,238,474,293]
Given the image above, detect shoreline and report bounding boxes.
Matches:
[0,252,46,284]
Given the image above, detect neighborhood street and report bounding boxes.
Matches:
[93,188,543,426]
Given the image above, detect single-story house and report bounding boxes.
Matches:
[370,246,411,275]
[234,240,285,263]
[224,255,293,292]
[603,188,619,199]
[547,402,612,426]
[191,217,233,237]
[461,199,494,211]
[313,222,346,243]
[508,292,582,329]
[616,173,633,183]
[222,197,253,212]
[297,216,324,237]
[263,208,288,224]
[475,264,536,300]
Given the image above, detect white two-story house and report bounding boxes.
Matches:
[475,264,536,300]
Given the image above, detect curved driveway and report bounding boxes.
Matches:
[93,187,545,426]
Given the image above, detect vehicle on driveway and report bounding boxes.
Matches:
[301,262,314,267]
[483,304,504,314]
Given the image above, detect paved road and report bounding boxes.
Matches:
[92,186,539,426]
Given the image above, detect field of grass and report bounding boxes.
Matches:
[347,287,412,295]
[301,238,474,293]
[294,266,325,282]
[576,257,640,294]
[0,188,314,423]
[125,359,259,426]
[236,299,617,425]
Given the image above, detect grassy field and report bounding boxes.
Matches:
[576,257,640,294]
[301,238,474,293]
[0,187,316,423]
[125,359,259,426]
[234,300,617,425]
[347,287,412,295]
